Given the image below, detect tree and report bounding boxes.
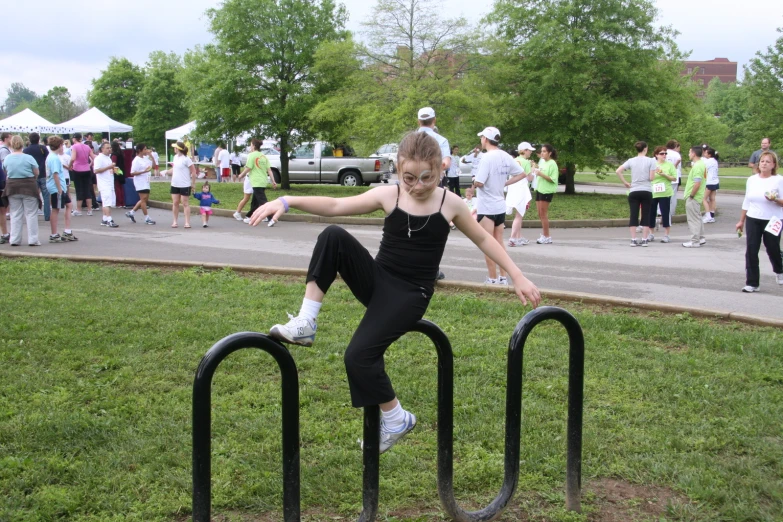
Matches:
[134,52,189,151]
[2,83,38,115]
[487,0,693,193]
[30,86,81,123]
[743,27,783,150]
[182,0,348,188]
[89,57,145,124]
[703,78,751,157]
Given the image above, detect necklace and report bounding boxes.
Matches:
[407,211,432,238]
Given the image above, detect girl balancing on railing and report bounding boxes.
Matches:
[249,131,541,454]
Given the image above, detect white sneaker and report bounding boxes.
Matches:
[682,241,700,248]
[233,212,243,221]
[270,314,317,346]
[741,285,759,293]
[776,273,783,285]
[661,235,670,243]
[268,219,276,227]
[699,238,706,245]
[703,215,715,223]
[498,276,508,285]
[379,411,417,454]
[648,233,655,241]
[630,239,638,247]
[537,236,553,244]
[71,210,82,216]
[243,217,251,224]
[508,238,529,247]
[484,277,498,285]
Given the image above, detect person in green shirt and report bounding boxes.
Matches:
[533,144,558,244]
[239,138,277,226]
[683,146,707,248]
[648,146,677,243]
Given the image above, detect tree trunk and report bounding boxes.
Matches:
[564,162,576,194]
[279,133,290,190]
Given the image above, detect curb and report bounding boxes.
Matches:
[576,181,746,196]
[146,200,686,229]
[3,251,781,329]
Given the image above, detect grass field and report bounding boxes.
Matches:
[576,167,750,192]
[1,259,782,521]
[150,184,685,221]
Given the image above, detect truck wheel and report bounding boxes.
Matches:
[271,169,281,184]
[339,171,362,187]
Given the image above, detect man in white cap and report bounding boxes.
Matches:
[416,106,451,280]
[473,127,524,284]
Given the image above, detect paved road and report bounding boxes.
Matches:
[7,185,782,319]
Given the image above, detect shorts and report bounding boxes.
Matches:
[50,192,72,209]
[477,213,506,227]
[706,183,719,191]
[221,168,231,178]
[136,189,150,194]
[170,186,192,196]
[243,176,253,194]
[199,207,213,215]
[100,190,116,208]
[535,192,554,203]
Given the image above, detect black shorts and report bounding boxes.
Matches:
[535,191,554,202]
[50,192,72,209]
[170,186,192,196]
[136,189,150,194]
[477,213,506,227]
[706,183,719,191]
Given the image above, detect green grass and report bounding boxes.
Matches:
[1,259,782,521]
[576,167,750,192]
[151,183,685,221]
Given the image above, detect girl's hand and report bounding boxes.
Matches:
[249,198,286,226]
[512,274,541,308]
[623,181,631,189]
[735,221,744,233]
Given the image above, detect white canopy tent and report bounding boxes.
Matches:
[0,108,74,134]
[59,107,132,136]
[164,121,198,165]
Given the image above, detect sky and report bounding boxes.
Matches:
[2,0,781,110]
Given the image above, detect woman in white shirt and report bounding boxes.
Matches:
[702,146,720,223]
[170,141,196,228]
[230,151,242,182]
[736,151,783,293]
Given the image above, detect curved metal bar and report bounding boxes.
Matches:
[435,306,585,521]
[192,332,300,522]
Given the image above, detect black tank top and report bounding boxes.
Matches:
[375,185,450,292]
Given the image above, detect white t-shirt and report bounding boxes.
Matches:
[742,174,783,220]
[57,153,71,181]
[219,149,230,169]
[666,149,682,182]
[463,152,483,177]
[621,156,656,192]
[230,152,241,166]
[704,157,719,185]
[151,151,159,166]
[475,149,523,215]
[416,127,450,168]
[171,154,194,188]
[131,156,153,191]
[93,153,114,191]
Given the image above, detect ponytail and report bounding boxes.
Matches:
[542,143,557,160]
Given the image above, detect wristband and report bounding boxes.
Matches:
[279,197,289,213]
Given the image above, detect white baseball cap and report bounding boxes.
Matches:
[517,141,536,151]
[477,127,501,141]
[417,107,436,120]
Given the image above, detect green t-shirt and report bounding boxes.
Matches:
[684,159,706,202]
[651,161,676,198]
[535,159,559,194]
[515,156,531,174]
[247,151,271,187]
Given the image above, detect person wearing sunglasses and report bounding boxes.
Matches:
[648,146,677,243]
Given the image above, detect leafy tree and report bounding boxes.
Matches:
[743,27,783,150]
[134,52,189,151]
[487,0,693,193]
[182,0,348,188]
[30,86,81,123]
[89,57,145,125]
[703,78,751,157]
[2,83,38,115]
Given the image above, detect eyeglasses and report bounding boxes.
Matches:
[657,152,667,156]
[401,169,439,186]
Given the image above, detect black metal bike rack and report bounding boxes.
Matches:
[192,306,584,521]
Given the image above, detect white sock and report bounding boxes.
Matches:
[381,403,406,431]
[128,210,134,215]
[299,298,322,322]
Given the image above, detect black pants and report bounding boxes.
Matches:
[247,187,268,218]
[628,191,652,227]
[649,197,671,229]
[72,170,92,202]
[307,225,431,407]
[231,164,241,176]
[447,176,461,197]
[745,216,783,287]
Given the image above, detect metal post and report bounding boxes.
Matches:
[357,405,380,522]
[192,332,300,522]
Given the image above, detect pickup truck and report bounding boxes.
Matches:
[263,141,391,186]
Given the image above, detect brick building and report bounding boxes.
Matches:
[682,58,738,96]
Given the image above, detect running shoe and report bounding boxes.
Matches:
[630,239,638,247]
[86,211,93,216]
[484,277,498,285]
[268,219,276,227]
[71,210,82,216]
[498,276,508,285]
[125,211,136,223]
[233,212,243,221]
[203,224,208,228]
[106,220,119,228]
[741,286,759,293]
[699,238,707,245]
[660,235,670,243]
[682,241,700,248]
[62,232,78,241]
[49,234,65,243]
[508,238,529,247]
[145,218,156,225]
[0,234,8,244]
[379,411,417,454]
[437,271,446,280]
[641,239,649,247]
[243,217,251,224]
[777,273,783,285]
[270,313,317,347]
[702,215,715,223]
[648,233,655,241]
[537,236,553,244]
[29,241,41,246]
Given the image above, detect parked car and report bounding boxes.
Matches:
[265,142,391,186]
[371,143,398,172]
[238,147,279,167]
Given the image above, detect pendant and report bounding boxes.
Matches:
[408,228,412,238]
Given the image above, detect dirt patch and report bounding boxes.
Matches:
[587,478,691,521]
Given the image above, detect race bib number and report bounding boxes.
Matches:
[652,183,666,194]
[765,216,783,236]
